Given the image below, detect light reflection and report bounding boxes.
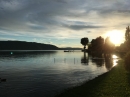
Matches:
[113,59,118,67]
[104,55,113,70]
[112,55,118,59]
[112,55,118,67]
[105,30,124,45]
[104,54,119,70]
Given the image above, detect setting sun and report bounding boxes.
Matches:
[105,30,124,45]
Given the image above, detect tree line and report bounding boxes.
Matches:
[120,26,130,71]
[81,26,130,71]
[81,36,115,55]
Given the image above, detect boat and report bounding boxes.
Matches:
[64,50,74,52]
[64,50,70,52]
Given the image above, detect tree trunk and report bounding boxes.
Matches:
[84,46,86,53]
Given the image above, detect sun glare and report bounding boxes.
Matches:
[105,30,124,45]
[112,55,118,67]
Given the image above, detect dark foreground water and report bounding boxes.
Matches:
[0,50,119,97]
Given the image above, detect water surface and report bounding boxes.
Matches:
[0,50,119,97]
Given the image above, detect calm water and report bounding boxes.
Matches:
[0,50,119,97]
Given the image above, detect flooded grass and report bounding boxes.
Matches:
[55,60,130,97]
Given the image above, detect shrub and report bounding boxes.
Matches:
[124,51,130,71]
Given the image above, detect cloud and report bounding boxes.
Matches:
[55,0,67,4]
[64,24,104,30]
[27,23,45,30]
[0,0,129,47]
[0,37,16,41]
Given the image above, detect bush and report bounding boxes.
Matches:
[124,51,130,71]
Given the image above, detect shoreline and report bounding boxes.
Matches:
[55,60,130,97]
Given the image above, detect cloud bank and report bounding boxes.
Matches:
[0,0,129,47]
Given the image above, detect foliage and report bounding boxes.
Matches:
[125,26,130,49]
[88,36,104,53]
[122,26,130,71]
[88,36,104,58]
[124,51,130,71]
[118,42,128,52]
[88,36,115,55]
[104,37,115,54]
[125,26,130,41]
[80,37,89,49]
[116,26,130,54]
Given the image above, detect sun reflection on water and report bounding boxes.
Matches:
[112,55,118,67]
[112,55,118,59]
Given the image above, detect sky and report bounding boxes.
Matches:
[0,0,129,48]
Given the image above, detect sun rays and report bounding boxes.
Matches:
[105,30,124,45]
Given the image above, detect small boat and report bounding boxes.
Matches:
[0,78,6,82]
[1,79,6,82]
[64,50,74,52]
[64,50,70,52]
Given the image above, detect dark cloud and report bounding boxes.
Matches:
[98,9,130,17]
[93,0,130,17]
[29,25,44,30]
[0,0,129,47]
[55,0,67,4]
[0,0,71,33]
[0,0,127,33]
[64,24,104,30]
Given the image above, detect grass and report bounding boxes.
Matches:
[55,60,130,97]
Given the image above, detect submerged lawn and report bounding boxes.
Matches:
[55,60,130,97]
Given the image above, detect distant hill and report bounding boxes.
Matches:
[0,41,59,50]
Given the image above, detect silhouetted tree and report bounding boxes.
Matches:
[124,26,130,71]
[104,37,115,54]
[125,26,130,41]
[118,42,128,52]
[125,26,130,49]
[88,36,104,56]
[81,37,89,51]
[124,51,130,71]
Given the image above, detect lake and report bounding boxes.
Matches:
[0,50,119,97]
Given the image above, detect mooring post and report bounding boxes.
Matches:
[64,58,66,63]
